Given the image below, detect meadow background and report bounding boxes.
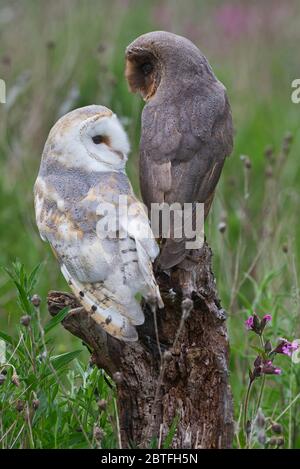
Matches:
[0,0,300,448]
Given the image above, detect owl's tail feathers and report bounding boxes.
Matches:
[60,264,139,342]
[158,238,187,270]
[135,240,164,309]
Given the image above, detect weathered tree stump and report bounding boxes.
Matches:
[47,242,233,448]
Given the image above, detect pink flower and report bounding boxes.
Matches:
[263,314,272,322]
[275,339,299,357]
[262,360,282,375]
[245,313,272,334]
[252,357,282,379]
[245,313,261,334]
[245,316,254,330]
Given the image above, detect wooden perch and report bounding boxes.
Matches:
[47,242,234,448]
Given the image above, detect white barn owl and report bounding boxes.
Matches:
[34,105,163,341]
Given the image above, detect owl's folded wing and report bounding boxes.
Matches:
[139,81,233,269]
[119,194,163,308]
[34,177,141,341]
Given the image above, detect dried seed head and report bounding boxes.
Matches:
[20,315,31,327]
[113,372,123,384]
[31,294,41,307]
[246,420,252,438]
[282,132,293,156]
[0,373,6,385]
[32,399,40,410]
[16,400,25,412]
[256,408,266,429]
[264,145,274,162]
[97,399,107,411]
[277,436,284,446]
[265,166,273,178]
[93,425,104,441]
[257,431,266,445]
[271,422,283,434]
[244,158,252,169]
[11,372,20,387]
[269,436,278,446]
[240,155,251,169]
[218,221,227,234]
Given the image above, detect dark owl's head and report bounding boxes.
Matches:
[125,31,216,101]
[125,45,161,101]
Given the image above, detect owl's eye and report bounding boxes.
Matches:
[141,62,153,76]
[92,135,105,144]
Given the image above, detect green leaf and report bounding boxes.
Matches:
[237,291,252,309]
[250,345,267,359]
[44,307,70,335]
[27,263,43,293]
[50,350,82,371]
[149,436,158,449]
[259,269,282,293]
[162,413,180,449]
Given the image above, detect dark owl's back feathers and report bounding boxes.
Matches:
[126,31,233,269]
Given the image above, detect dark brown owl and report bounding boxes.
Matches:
[125,31,233,270]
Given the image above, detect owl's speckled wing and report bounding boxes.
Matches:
[140,80,233,269]
[34,167,162,341]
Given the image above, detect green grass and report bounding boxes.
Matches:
[1,0,300,448]
[0,263,117,449]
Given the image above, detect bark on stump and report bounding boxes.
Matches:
[47,242,234,448]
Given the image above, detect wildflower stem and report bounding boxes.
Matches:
[255,375,265,412]
[243,378,253,441]
[0,363,17,375]
[255,334,266,415]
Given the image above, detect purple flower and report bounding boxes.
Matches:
[274,339,299,357]
[263,314,272,322]
[245,313,272,334]
[245,316,254,330]
[262,360,282,375]
[260,314,272,331]
[252,356,282,379]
